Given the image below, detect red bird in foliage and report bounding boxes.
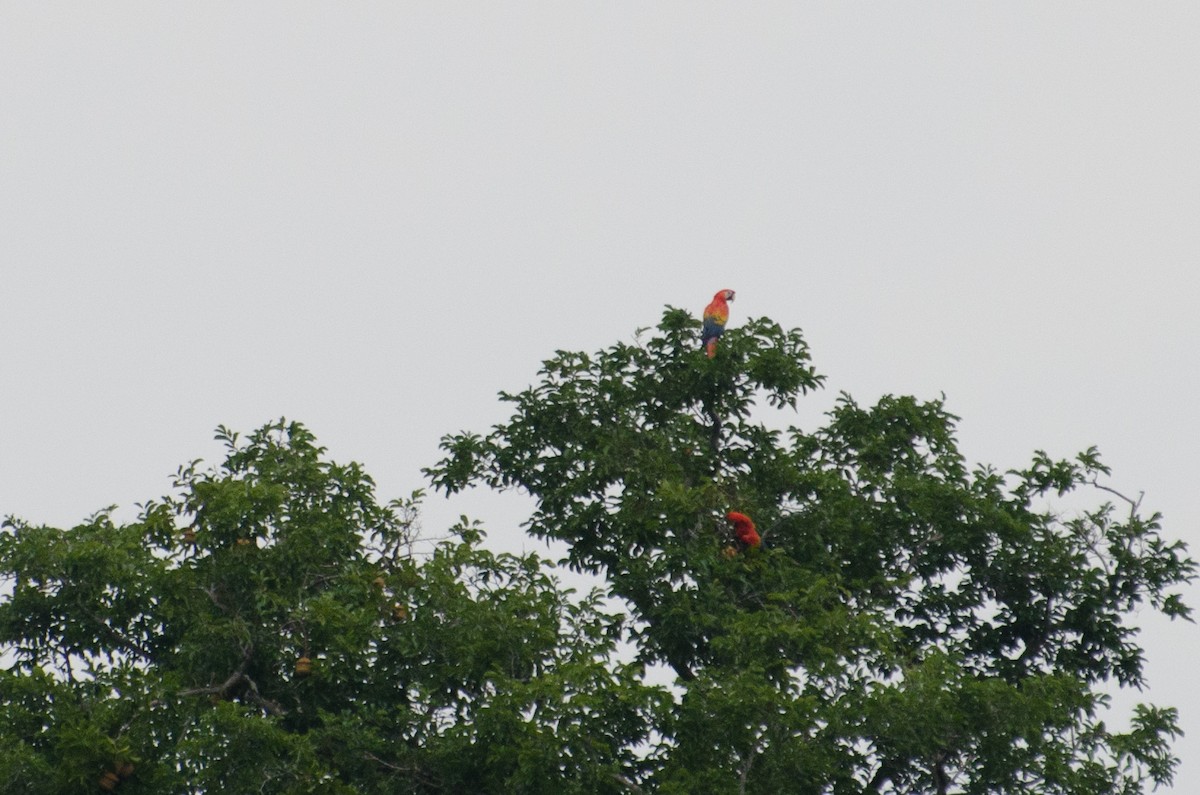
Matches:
[726,511,760,549]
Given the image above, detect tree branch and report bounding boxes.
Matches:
[241,674,285,717]
[613,773,647,794]
[932,750,950,795]
[364,752,441,790]
[81,607,155,662]
[177,644,284,716]
[178,663,248,700]
[868,760,897,792]
[1088,478,1144,519]
[704,404,723,457]
[667,655,696,682]
[737,743,758,795]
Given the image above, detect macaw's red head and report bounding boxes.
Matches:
[715,289,736,303]
[726,510,754,528]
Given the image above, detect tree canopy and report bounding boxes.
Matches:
[1,308,1193,793]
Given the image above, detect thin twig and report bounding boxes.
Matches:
[1088,478,1144,518]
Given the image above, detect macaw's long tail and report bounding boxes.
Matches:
[706,339,718,358]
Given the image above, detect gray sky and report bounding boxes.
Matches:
[3,4,1198,788]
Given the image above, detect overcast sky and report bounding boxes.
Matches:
[3,3,1198,789]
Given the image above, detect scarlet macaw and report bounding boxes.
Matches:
[726,511,760,549]
[701,289,736,358]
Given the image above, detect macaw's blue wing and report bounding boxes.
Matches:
[701,316,726,344]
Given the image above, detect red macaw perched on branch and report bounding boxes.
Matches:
[701,289,736,358]
[726,511,760,549]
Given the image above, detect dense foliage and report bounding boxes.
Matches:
[0,423,662,794]
[1,308,1193,793]
[429,308,1193,793]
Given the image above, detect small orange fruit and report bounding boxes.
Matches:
[99,771,120,791]
[295,656,312,676]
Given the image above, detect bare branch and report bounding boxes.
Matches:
[1088,478,1144,518]
[178,663,247,699]
[177,645,284,715]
